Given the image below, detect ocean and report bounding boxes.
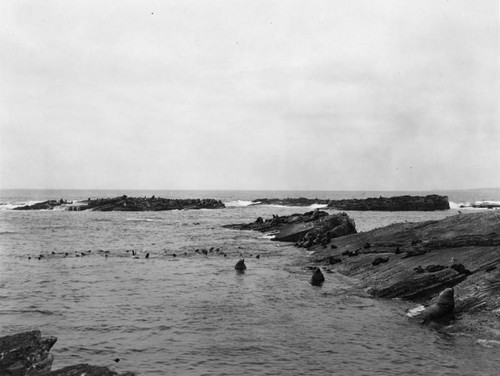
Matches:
[1,188,500,375]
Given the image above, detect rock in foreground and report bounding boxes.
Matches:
[0,330,135,375]
[307,211,500,319]
[223,210,357,243]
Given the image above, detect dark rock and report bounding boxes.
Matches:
[224,212,356,243]
[0,331,136,375]
[450,263,472,275]
[424,265,446,273]
[49,364,135,376]
[306,211,500,314]
[249,195,450,211]
[327,194,450,211]
[372,256,389,266]
[414,266,425,274]
[14,196,225,211]
[0,330,56,375]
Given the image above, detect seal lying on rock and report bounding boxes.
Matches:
[235,259,246,271]
[422,287,455,325]
[310,267,325,286]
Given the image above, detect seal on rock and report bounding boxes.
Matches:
[310,267,325,286]
[422,287,455,325]
[235,259,246,271]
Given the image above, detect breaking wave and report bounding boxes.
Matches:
[224,200,255,207]
[450,200,500,210]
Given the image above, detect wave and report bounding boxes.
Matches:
[125,218,163,222]
[224,200,255,207]
[450,200,500,210]
[0,200,44,210]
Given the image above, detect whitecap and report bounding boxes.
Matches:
[224,200,255,207]
[406,304,425,317]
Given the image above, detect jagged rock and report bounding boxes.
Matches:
[14,196,225,211]
[307,211,500,312]
[327,194,450,211]
[0,331,135,376]
[0,330,56,375]
[249,195,450,211]
[224,211,357,243]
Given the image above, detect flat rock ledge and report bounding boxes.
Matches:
[0,330,135,375]
[223,210,357,243]
[251,194,450,211]
[306,211,500,335]
[14,196,225,211]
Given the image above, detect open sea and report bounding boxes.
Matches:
[1,188,500,376]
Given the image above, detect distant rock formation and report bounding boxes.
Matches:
[250,195,450,211]
[0,330,135,375]
[327,194,450,211]
[14,196,225,211]
[223,210,357,243]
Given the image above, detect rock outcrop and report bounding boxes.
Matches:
[223,210,357,243]
[249,195,450,211]
[306,211,500,325]
[327,194,450,211]
[0,330,134,376]
[14,196,225,211]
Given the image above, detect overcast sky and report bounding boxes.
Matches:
[1,0,498,191]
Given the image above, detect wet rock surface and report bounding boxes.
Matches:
[304,211,500,331]
[0,331,134,375]
[250,194,450,211]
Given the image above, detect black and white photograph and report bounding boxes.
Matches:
[1,1,499,375]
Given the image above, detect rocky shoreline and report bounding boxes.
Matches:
[13,195,225,211]
[223,210,357,242]
[251,194,450,211]
[0,330,135,375]
[226,210,500,335]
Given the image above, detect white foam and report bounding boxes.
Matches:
[406,304,425,318]
[224,200,255,207]
[0,200,44,210]
[309,203,328,209]
[450,200,500,210]
[476,339,500,348]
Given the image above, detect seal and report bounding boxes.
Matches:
[422,287,455,325]
[310,267,325,286]
[235,259,246,271]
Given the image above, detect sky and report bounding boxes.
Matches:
[0,0,499,191]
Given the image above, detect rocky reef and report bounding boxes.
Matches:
[223,210,357,243]
[0,330,135,375]
[14,196,225,211]
[250,195,450,211]
[305,211,500,334]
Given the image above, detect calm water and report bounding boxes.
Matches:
[1,189,499,375]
